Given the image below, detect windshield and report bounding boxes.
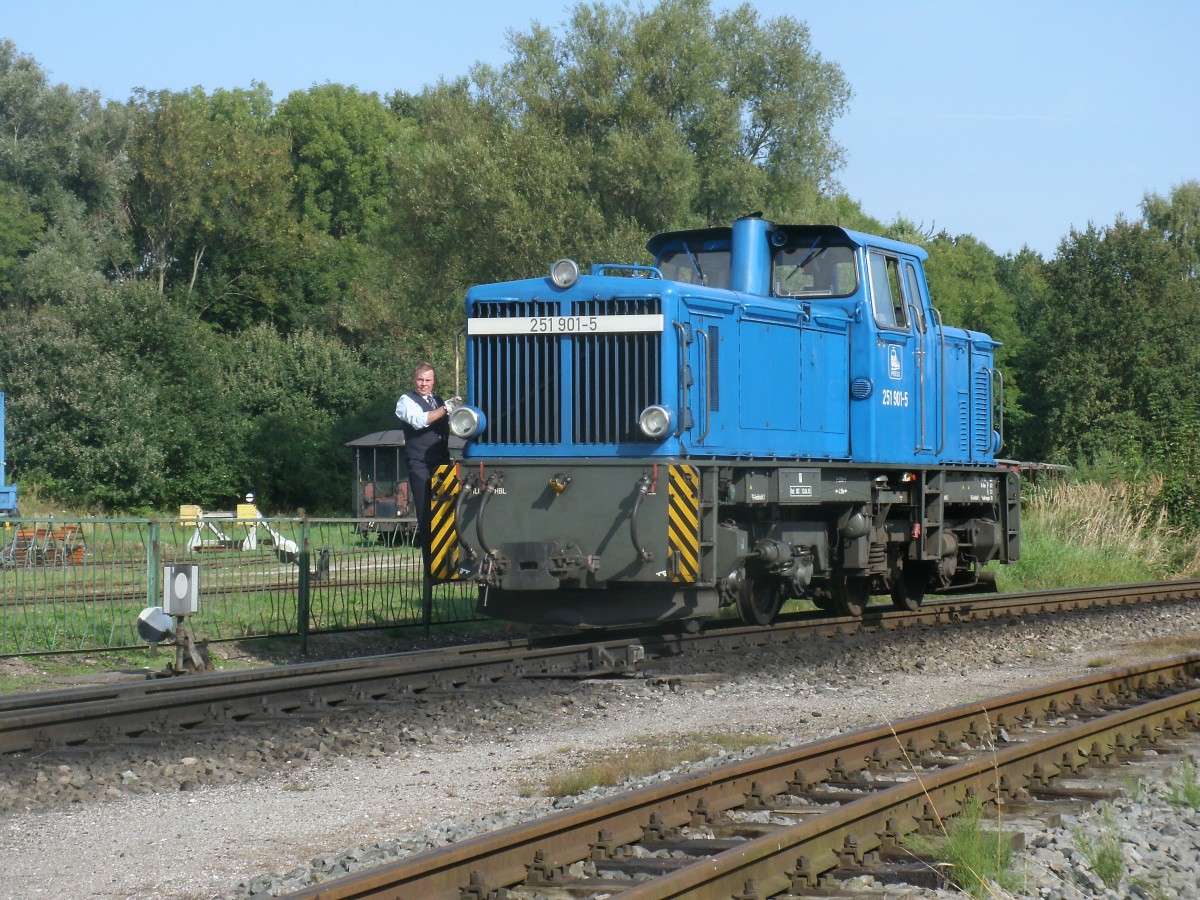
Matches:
[772,243,857,298]
[657,245,731,289]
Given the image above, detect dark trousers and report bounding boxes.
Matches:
[408,457,445,570]
[408,462,433,542]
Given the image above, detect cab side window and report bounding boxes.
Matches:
[868,251,907,330]
[904,262,927,332]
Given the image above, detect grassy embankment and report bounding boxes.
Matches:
[995,476,1200,591]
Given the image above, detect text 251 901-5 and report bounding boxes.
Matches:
[882,389,909,407]
[529,316,599,334]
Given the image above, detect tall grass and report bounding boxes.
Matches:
[1073,803,1125,890]
[1168,757,1200,810]
[904,793,1019,897]
[995,476,1200,592]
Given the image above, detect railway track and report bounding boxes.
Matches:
[2,580,1199,758]
[285,653,1200,899]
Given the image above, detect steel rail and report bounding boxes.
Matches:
[2,580,1198,758]
[623,679,1200,898]
[283,653,1200,899]
[0,637,646,755]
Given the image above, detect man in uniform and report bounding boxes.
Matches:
[394,363,456,561]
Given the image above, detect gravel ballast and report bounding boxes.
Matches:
[2,601,1200,899]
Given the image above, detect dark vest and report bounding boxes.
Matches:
[400,390,450,467]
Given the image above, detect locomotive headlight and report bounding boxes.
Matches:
[638,404,674,439]
[448,405,487,440]
[550,258,580,289]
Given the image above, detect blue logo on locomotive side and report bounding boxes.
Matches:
[888,345,902,380]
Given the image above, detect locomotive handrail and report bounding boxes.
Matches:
[590,263,663,279]
[908,301,927,454]
[696,326,711,443]
[933,307,947,455]
[454,325,466,397]
[673,321,692,436]
[984,365,1004,453]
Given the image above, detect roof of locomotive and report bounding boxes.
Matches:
[645,221,929,263]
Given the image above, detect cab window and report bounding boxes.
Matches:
[904,262,927,333]
[868,251,908,330]
[772,244,857,298]
[657,246,731,289]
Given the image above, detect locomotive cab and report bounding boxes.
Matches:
[435,216,1018,628]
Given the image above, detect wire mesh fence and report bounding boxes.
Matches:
[0,516,482,656]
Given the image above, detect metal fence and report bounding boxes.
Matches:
[0,516,482,657]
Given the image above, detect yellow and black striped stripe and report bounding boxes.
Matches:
[429,463,462,580]
[667,464,700,582]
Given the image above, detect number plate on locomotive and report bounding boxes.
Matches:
[467,314,664,335]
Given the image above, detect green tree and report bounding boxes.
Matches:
[68,283,250,507]
[475,0,851,227]
[128,84,298,329]
[1142,179,1200,277]
[273,84,410,239]
[1027,220,1200,465]
[0,40,135,300]
[270,85,415,343]
[0,180,43,296]
[996,246,1049,459]
[0,304,167,510]
[226,325,371,511]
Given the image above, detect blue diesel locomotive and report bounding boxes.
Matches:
[431,215,1019,628]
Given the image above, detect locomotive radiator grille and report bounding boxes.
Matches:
[429,463,463,580]
[468,297,661,446]
[971,368,992,453]
[571,297,662,444]
[470,301,561,444]
[668,464,700,582]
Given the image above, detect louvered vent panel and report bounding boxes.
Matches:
[971,368,992,454]
[957,391,970,454]
[469,301,560,444]
[571,297,662,444]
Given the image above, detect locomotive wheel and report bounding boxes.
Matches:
[890,563,927,612]
[832,576,869,617]
[736,576,786,626]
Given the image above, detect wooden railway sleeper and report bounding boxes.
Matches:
[596,855,704,878]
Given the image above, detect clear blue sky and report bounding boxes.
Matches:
[4,0,1196,258]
